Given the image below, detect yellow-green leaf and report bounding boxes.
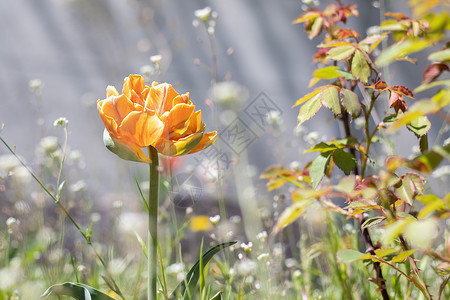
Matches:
[321,86,342,115]
[351,49,371,83]
[297,94,323,125]
[393,250,417,263]
[327,45,356,61]
[336,249,366,263]
[376,40,429,67]
[340,88,361,118]
[272,199,314,235]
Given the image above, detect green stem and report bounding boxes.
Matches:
[148,146,160,300]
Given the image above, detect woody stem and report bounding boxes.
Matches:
[148,146,159,300]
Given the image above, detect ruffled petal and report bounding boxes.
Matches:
[106,86,119,97]
[188,130,217,154]
[168,110,202,140]
[146,82,180,115]
[103,129,151,163]
[155,124,206,156]
[122,75,147,106]
[160,103,195,136]
[118,110,165,147]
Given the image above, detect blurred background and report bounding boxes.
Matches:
[0,0,443,209]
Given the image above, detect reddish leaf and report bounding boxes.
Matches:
[389,92,407,113]
[392,85,414,98]
[385,12,410,20]
[335,29,360,39]
[422,63,450,84]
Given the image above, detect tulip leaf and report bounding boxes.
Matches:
[333,149,356,175]
[297,94,323,125]
[209,291,223,300]
[351,50,371,83]
[170,241,236,300]
[310,151,332,188]
[327,45,356,61]
[41,282,115,300]
[340,88,361,118]
[321,86,341,116]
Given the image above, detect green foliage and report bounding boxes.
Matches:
[41,283,115,300]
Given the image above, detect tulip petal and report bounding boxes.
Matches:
[188,130,217,154]
[103,129,151,163]
[106,86,119,97]
[155,125,206,156]
[168,110,202,140]
[123,75,147,106]
[119,110,165,148]
[160,103,195,137]
[147,82,180,115]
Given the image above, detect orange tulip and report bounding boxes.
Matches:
[97,75,217,162]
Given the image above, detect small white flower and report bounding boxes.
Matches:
[256,231,268,242]
[194,7,211,22]
[257,253,269,261]
[150,55,162,64]
[209,214,221,225]
[53,117,69,128]
[240,242,253,253]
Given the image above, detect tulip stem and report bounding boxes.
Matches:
[148,146,159,300]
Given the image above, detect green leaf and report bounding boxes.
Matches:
[335,69,356,80]
[406,116,431,137]
[340,89,361,118]
[41,282,115,300]
[170,242,236,300]
[361,216,386,230]
[376,40,429,67]
[321,86,342,115]
[391,249,416,263]
[310,152,332,188]
[327,45,356,61]
[351,49,371,83]
[297,94,323,125]
[305,142,338,153]
[272,199,315,234]
[428,48,450,63]
[395,176,416,205]
[309,66,343,87]
[333,149,356,175]
[336,249,366,263]
[334,175,356,194]
[383,219,411,245]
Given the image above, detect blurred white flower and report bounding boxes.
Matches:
[194,6,211,22]
[209,214,221,225]
[236,259,257,276]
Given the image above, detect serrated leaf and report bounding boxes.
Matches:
[304,142,338,153]
[169,242,236,300]
[395,176,417,205]
[272,199,314,235]
[336,249,366,263]
[309,66,343,87]
[260,165,286,179]
[327,45,356,61]
[297,94,323,125]
[406,116,431,137]
[340,89,361,118]
[335,69,355,80]
[383,219,410,245]
[41,282,115,300]
[310,152,332,188]
[410,144,450,174]
[351,49,371,83]
[321,86,341,115]
[376,40,429,67]
[374,248,398,258]
[428,48,450,62]
[361,216,386,230]
[293,88,323,107]
[392,249,416,263]
[308,16,324,39]
[333,149,356,175]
